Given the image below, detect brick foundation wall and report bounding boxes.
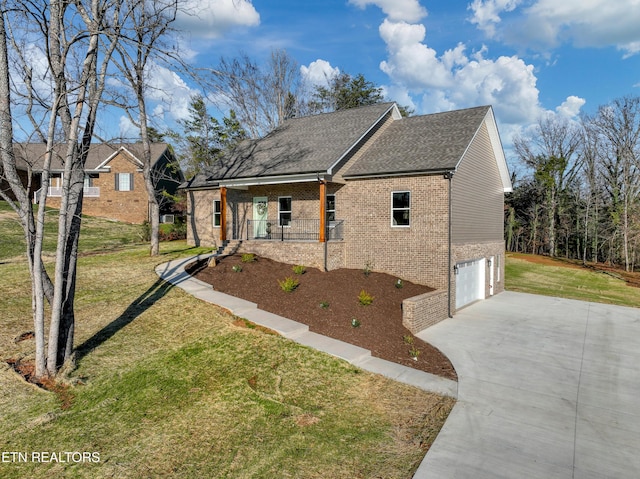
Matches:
[402,289,449,334]
[238,240,345,271]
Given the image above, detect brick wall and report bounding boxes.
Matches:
[402,289,449,333]
[339,175,450,289]
[237,241,339,271]
[186,189,220,247]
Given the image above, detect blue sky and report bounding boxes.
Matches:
[131,0,640,158]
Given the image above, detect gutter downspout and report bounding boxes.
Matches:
[445,171,455,318]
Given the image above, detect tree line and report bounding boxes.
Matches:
[506,96,640,272]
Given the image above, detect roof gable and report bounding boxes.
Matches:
[342,105,512,193]
[343,106,490,177]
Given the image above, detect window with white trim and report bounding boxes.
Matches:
[213,200,221,227]
[278,196,291,226]
[496,254,501,282]
[115,173,133,191]
[326,194,336,222]
[391,191,410,227]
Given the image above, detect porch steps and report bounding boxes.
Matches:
[216,240,243,257]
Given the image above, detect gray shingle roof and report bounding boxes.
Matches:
[181,103,495,189]
[197,102,396,183]
[14,143,171,171]
[343,105,490,178]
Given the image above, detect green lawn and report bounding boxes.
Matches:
[0,201,144,261]
[0,201,453,479]
[506,253,640,308]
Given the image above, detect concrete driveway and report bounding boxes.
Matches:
[413,291,640,479]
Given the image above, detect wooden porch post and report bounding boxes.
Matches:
[220,186,227,242]
[319,180,326,243]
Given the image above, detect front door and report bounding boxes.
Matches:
[252,197,268,238]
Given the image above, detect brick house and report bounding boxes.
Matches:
[181,103,512,332]
[14,143,183,224]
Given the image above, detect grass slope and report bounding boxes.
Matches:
[506,253,640,308]
[0,202,453,478]
[0,201,144,261]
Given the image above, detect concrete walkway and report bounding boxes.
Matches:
[154,255,457,399]
[414,291,640,479]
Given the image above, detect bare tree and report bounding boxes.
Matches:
[586,96,640,271]
[514,115,582,256]
[0,0,128,378]
[108,0,178,256]
[209,49,305,138]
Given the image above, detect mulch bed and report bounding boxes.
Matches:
[186,254,457,381]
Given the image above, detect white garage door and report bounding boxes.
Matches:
[456,258,485,309]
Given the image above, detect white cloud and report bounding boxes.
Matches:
[379,20,453,89]
[468,0,522,38]
[300,60,340,87]
[175,0,260,39]
[10,45,53,102]
[377,19,543,125]
[118,116,136,138]
[145,62,199,121]
[555,95,586,118]
[470,0,640,56]
[348,0,427,23]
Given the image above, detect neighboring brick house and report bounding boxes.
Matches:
[14,143,182,224]
[181,102,512,332]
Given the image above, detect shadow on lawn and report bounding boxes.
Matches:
[75,268,179,362]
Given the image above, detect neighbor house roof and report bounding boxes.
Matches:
[14,143,171,172]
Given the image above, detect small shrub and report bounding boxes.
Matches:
[232,265,242,273]
[278,277,299,292]
[319,301,330,309]
[292,265,306,275]
[358,289,374,306]
[140,220,151,242]
[409,346,421,360]
[351,318,361,328]
[241,253,256,263]
[363,261,373,277]
[395,279,403,289]
[403,334,414,345]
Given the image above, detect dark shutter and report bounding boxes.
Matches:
[130,173,134,191]
[114,173,119,191]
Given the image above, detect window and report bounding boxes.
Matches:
[278,196,291,226]
[391,191,410,227]
[83,174,93,188]
[213,200,221,227]
[496,254,501,282]
[115,173,133,191]
[326,194,336,222]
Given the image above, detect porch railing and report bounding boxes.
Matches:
[33,186,100,201]
[246,218,344,241]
